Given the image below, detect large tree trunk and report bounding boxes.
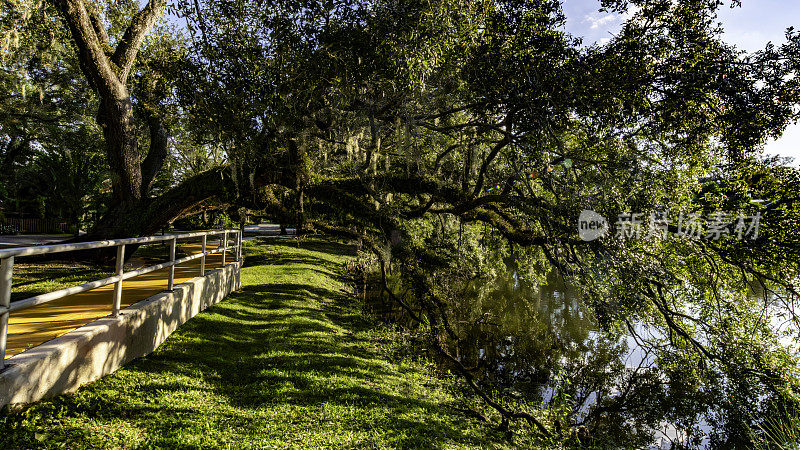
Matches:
[141,114,169,195]
[90,105,168,237]
[98,96,143,205]
[54,0,165,237]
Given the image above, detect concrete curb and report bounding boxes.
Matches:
[0,261,241,407]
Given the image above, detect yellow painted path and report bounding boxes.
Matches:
[7,245,230,358]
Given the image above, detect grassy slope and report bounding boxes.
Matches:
[1,238,507,449]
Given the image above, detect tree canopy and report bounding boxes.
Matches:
[4,0,800,446]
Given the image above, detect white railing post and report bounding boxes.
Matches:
[1,256,14,369]
[200,234,207,275]
[112,245,125,317]
[221,232,227,267]
[237,230,242,261]
[167,237,176,290]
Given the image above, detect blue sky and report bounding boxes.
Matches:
[560,0,800,166]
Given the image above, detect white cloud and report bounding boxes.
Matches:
[583,11,622,30]
[573,6,639,44]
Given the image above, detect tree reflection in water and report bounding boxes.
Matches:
[368,262,712,448]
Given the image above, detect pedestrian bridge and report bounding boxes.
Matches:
[0,230,242,407]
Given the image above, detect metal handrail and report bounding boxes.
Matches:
[0,229,234,258]
[0,229,243,369]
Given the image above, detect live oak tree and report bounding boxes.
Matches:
[4,0,241,237]
[55,0,164,213]
[177,0,800,445]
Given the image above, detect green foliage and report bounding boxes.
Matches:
[3,0,799,446]
[0,222,18,234]
[0,1,108,226]
[750,404,800,449]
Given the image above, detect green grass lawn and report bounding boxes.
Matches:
[0,237,509,449]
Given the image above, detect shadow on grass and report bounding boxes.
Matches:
[124,280,479,446]
[261,237,359,258]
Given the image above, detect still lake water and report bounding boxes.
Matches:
[427,264,794,447]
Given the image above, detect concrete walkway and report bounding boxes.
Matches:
[243,223,295,237]
[6,245,227,359]
[0,235,73,250]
